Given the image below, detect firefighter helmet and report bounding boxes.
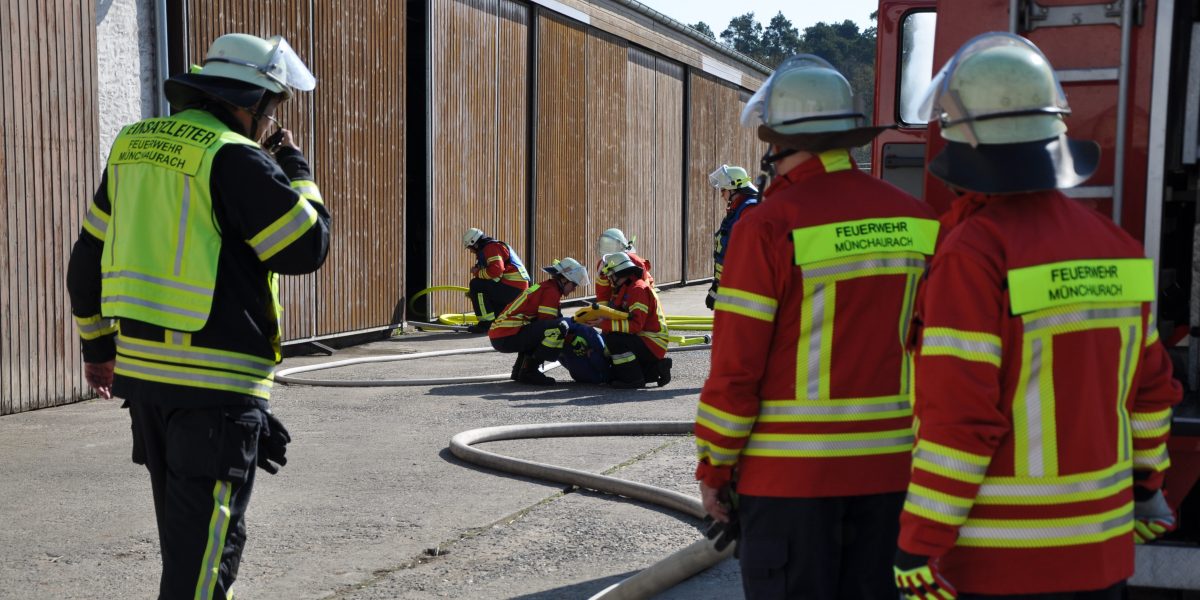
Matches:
[462,227,485,248]
[600,252,643,280]
[597,228,635,255]
[921,32,1099,193]
[164,34,316,110]
[543,257,590,288]
[740,54,889,153]
[708,165,758,192]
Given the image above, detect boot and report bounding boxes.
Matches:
[516,355,555,386]
[510,353,525,381]
[610,360,645,389]
[466,320,491,334]
[654,357,673,387]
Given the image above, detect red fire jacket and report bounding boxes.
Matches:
[488,282,563,340]
[600,277,669,359]
[476,240,530,291]
[694,149,939,497]
[595,252,652,303]
[898,191,1182,595]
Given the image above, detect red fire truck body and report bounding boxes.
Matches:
[872,0,1200,589]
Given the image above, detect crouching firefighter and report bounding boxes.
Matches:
[463,227,531,333]
[66,33,329,599]
[488,258,589,385]
[590,252,672,389]
[594,227,653,304]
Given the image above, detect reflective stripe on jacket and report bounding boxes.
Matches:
[694,149,938,498]
[488,282,563,339]
[601,277,668,359]
[898,190,1182,595]
[475,240,530,290]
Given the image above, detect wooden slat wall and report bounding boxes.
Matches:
[685,72,764,281]
[185,1,405,338]
[428,0,528,316]
[652,58,684,284]
[533,13,588,293]
[583,30,628,294]
[312,2,406,335]
[621,48,656,287]
[0,0,98,414]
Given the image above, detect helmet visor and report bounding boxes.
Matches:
[740,55,847,128]
[267,37,316,91]
[917,32,1068,125]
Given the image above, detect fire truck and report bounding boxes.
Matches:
[871,0,1200,590]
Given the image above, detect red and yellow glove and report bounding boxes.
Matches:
[1133,488,1177,544]
[895,550,956,600]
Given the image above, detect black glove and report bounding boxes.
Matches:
[263,129,286,153]
[704,286,717,310]
[257,410,291,475]
[702,510,740,552]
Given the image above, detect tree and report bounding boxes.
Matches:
[720,13,763,60]
[760,12,801,67]
[691,21,716,39]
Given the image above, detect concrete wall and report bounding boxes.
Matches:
[95,0,159,163]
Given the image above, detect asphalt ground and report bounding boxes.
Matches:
[0,283,743,600]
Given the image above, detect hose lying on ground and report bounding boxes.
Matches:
[449,422,735,600]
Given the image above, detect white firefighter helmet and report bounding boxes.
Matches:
[600,252,642,280]
[164,34,316,110]
[919,32,1069,146]
[708,165,758,192]
[740,54,888,152]
[597,228,635,255]
[543,257,590,288]
[462,227,485,248]
[920,32,1099,193]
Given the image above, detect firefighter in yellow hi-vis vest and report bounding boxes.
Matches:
[67,33,329,599]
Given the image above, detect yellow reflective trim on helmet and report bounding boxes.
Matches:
[1007,259,1155,315]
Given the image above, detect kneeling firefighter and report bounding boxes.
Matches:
[594,228,652,303]
[463,227,531,333]
[488,258,589,385]
[590,252,672,389]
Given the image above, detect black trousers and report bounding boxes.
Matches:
[468,278,523,321]
[959,582,1127,599]
[490,318,565,362]
[128,399,264,600]
[737,491,904,600]
[603,332,662,380]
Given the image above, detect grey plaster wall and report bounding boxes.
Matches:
[95,0,159,164]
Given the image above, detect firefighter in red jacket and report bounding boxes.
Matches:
[590,252,672,389]
[706,165,759,310]
[594,228,652,304]
[488,257,588,385]
[463,227,531,333]
[893,33,1182,600]
[693,55,937,599]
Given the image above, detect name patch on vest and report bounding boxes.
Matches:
[109,119,220,176]
[791,217,939,265]
[1007,259,1155,315]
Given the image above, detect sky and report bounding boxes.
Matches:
[636,0,879,34]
